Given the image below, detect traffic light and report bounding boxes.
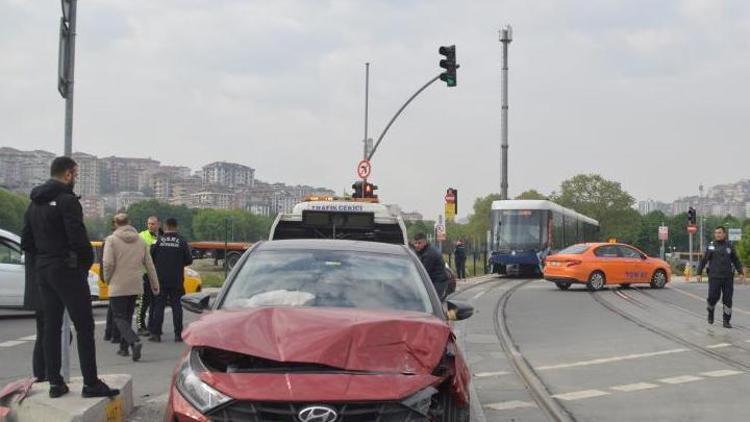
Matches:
[687,207,697,225]
[352,181,378,199]
[439,45,457,87]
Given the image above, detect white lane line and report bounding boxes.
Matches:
[0,340,27,347]
[535,348,689,371]
[659,375,703,384]
[17,335,37,341]
[485,400,536,411]
[553,390,610,401]
[610,382,659,392]
[471,290,488,300]
[700,370,744,378]
[474,371,510,378]
[705,343,732,349]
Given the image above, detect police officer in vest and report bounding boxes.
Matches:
[697,226,746,328]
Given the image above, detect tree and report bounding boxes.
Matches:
[405,220,436,241]
[192,209,274,242]
[551,174,637,243]
[636,211,667,256]
[514,190,547,200]
[0,189,30,234]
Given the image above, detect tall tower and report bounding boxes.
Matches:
[500,25,513,200]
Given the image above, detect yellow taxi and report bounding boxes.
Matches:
[90,241,202,300]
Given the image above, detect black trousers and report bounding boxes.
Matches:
[37,262,98,386]
[104,303,121,340]
[150,285,184,336]
[110,295,139,349]
[136,277,153,330]
[456,259,466,279]
[707,277,734,321]
[33,310,45,380]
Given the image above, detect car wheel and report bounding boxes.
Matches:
[433,388,470,422]
[650,270,667,289]
[226,251,242,270]
[555,281,571,290]
[587,271,606,291]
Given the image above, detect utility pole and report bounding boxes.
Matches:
[59,0,78,156]
[499,25,512,200]
[699,183,705,254]
[363,62,371,159]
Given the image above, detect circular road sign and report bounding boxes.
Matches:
[357,160,372,179]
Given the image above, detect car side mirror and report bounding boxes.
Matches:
[181,292,213,313]
[446,300,474,321]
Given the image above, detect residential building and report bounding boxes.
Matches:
[202,162,255,189]
[100,156,160,193]
[80,197,105,219]
[71,152,100,197]
[116,191,151,212]
[0,147,55,192]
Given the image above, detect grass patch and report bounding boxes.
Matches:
[201,272,226,288]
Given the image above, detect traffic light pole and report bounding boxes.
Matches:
[367,74,442,161]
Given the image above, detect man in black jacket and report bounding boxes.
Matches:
[697,226,746,328]
[454,240,467,279]
[413,232,449,300]
[149,217,193,342]
[20,156,119,398]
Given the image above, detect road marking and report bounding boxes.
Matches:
[0,340,27,347]
[485,400,536,410]
[535,348,689,371]
[669,287,750,315]
[471,290,488,300]
[474,371,510,378]
[610,382,659,392]
[17,335,37,341]
[552,389,610,401]
[705,343,732,349]
[700,370,744,377]
[659,375,703,384]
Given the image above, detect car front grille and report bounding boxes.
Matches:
[207,401,428,422]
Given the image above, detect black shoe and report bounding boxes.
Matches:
[110,337,122,344]
[174,334,183,343]
[116,348,129,357]
[137,327,150,337]
[49,383,69,398]
[148,334,161,343]
[82,380,120,398]
[723,321,732,328]
[132,342,142,362]
[708,311,714,325]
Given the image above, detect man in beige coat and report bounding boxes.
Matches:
[103,214,160,361]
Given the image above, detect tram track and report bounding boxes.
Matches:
[590,288,750,372]
[493,279,577,422]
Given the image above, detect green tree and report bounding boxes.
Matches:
[0,189,30,234]
[551,174,639,243]
[514,190,547,200]
[738,225,750,271]
[636,210,668,256]
[193,209,274,242]
[405,220,436,241]
[126,200,196,240]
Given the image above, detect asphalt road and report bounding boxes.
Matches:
[3,278,750,421]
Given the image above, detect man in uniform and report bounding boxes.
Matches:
[149,218,193,342]
[21,156,119,398]
[697,226,746,328]
[413,232,449,300]
[136,216,160,336]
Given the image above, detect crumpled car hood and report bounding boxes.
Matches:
[183,306,451,375]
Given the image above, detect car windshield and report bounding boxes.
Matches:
[557,244,590,255]
[221,249,434,314]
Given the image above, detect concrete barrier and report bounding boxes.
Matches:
[8,374,133,422]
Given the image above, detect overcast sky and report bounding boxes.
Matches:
[2,0,749,218]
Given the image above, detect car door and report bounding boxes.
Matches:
[0,236,25,308]
[592,245,623,283]
[617,246,648,283]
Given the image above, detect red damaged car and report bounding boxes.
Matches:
[167,239,474,422]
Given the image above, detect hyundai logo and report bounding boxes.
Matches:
[298,405,338,422]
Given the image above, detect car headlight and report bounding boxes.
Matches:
[401,386,437,416]
[176,350,232,414]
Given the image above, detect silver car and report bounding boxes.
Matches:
[0,228,99,309]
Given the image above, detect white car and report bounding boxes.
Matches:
[0,228,99,309]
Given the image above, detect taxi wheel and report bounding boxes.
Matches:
[587,271,606,291]
[650,270,667,289]
[555,281,571,290]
